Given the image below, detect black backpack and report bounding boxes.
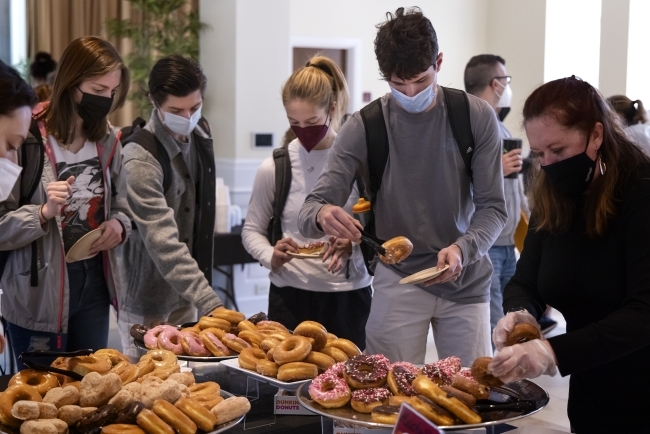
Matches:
[0,120,45,286]
[358,86,476,274]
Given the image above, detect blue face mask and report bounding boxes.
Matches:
[390,83,436,113]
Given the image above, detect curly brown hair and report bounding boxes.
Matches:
[374,7,438,81]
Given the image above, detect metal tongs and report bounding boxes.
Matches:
[359,228,386,256]
[19,349,95,381]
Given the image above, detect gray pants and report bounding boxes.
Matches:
[117,304,197,362]
[365,264,492,366]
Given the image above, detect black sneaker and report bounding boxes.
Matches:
[538,316,557,335]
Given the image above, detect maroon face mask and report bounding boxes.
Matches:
[290,115,329,152]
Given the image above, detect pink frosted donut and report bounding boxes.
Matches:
[222,333,251,353]
[368,354,391,368]
[158,327,184,354]
[201,331,231,357]
[421,356,462,385]
[308,372,351,408]
[180,331,211,357]
[324,362,346,378]
[144,325,168,349]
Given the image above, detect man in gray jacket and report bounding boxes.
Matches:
[298,7,507,365]
[115,55,223,360]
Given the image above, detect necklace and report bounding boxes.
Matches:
[301,147,328,173]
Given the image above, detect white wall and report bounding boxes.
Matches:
[599,0,629,97]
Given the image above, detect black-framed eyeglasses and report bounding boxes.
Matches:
[493,76,512,84]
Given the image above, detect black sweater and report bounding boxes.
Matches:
[503,163,650,434]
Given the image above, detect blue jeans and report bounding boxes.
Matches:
[7,255,110,369]
[488,245,517,334]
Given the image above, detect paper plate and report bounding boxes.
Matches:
[65,228,103,263]
[287,243,329,259]
[399,264,450,285]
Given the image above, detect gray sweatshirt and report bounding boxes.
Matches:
[298,88,507,304]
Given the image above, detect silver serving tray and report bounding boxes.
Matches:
[296,379,549,431]
[220,358,311,391]
[0,389,245,434]
[134,338,237,362]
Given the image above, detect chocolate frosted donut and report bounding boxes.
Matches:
[129,324,149,342]
[114,401,145,425]
[247,312,268,325]
[77,404,117,433]
[387,366,417,396]
[344,355,389,389]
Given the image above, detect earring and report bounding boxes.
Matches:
[598,153,606,175]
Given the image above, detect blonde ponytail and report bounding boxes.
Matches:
[281,55,349,132]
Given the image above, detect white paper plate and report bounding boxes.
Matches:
[65,228,103,263]
[399,265,450,285]
[220,358,311,391]
[287,243,329,259]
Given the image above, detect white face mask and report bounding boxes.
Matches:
[496,82,513,108]
[390,83,436,114]
[0,157,23,202]
[159,105,202,137]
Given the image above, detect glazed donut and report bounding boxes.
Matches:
[95,349,130,366]
[411,394,455,426]
[246,312,267,325]
[386,366,417,396]
[440,384,477,407]
[256,360,279,378]
[200,331,231,357]
[188,382,220,396]
[506,323,541,346]
[326,338,361,357]
[111,361,139,385]
[304,351,336,372]
[257,330,290,341]
[102,424,146,434]
[379,236,413,265]
[221,333,251,353]
[136,408,174,434]
[158,328,184,355]
[210,307,246,325]
[344,355,389,389]
[238,330,264,347]
[0,385,42,427]
[198,316,231,332]
[238,348,268,371]
[140,349,178,369]
[276,362,318,382]
[139,364,180,382]
[266,346,277,362]
[273,336,312,365]
[153,399,197,434]
[144,325,170,350]
[175,397,217,432]
[471,357,503,388]
[188,394,223,410]
[451,375,490,400]
[371,404,401,424]
[326,333,338,343]
[324,362,346,378]
[421,356,462,386]
[9,370,59,396]
[256,320,290,334]
[319,347,349,363]
[259,338,280,352]
[202,327,227,340]
[412,375,482,424]
[49,357,70,386]
[350,387,391,414]
[135,358,156,379]
[180,325,202,335]
[180,331,211,357]
[308,372,350,408]
[237,320,258,333]
[68,354,112,376]
[293,321,328,351]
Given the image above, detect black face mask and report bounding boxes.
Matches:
[76,88,113,124]
[498,107,510,122]
[540,138,596,196]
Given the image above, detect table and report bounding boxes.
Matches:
[213,224,258,311]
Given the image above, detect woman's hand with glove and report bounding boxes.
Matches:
[488,339,558,384]
[492,309,541,351]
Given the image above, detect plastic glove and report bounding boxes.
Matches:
[492,309,541,351]
[488,339,557,384]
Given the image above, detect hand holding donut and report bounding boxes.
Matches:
[323,236,352,273]
[424,244,463,286]
[270,237,300,271]
[488,339,558,384]
[492,309,540,351]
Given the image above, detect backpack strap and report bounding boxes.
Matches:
[267,145,292,246]
[124,128,172,194]
[442,86,475,181]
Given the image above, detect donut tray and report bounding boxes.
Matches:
[134,338,237,362]
[220,358,311,391]
[0,389,244,434]
[295,379,550,431]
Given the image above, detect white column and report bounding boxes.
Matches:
[599,0,630,97]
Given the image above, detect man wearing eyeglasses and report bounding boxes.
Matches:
[464,55,531,338]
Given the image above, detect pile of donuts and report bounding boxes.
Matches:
[236,320,361,382]
[0,348,250,434]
